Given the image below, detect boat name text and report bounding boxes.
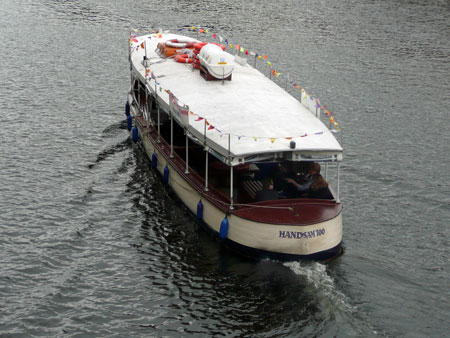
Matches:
[279,229,325,239]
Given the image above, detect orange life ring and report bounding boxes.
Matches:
[174,54,194,63]
[194,42,208,50]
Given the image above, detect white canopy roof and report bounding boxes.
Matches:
[130,33,343,165]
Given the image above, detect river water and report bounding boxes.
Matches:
[1,0,449,337]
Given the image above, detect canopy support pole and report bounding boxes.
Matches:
[170,112,174,158]
[156,83,161,143]
[185,131,189,174]
[204,120,209,192]
[337,162,340,203]
[228,134,234,209]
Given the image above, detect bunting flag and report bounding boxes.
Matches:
[270,138,276,144]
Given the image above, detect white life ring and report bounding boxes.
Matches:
[165,39,195,49]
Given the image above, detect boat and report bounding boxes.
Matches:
[126,29,344,261]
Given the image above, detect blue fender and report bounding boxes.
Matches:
[132,126,139,143]
[219,217,229,239]
[196,200,204,221]
[125,101,130,116]
[126,114,132,131]
[151,152,157,169]
[163,165,169,184]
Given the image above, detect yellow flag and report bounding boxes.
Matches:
[270,138,276,144]
[229,43,233,49]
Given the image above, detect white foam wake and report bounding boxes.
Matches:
[284,261,355,315]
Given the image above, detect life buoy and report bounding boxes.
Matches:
[194,42,208,51]
[194,42,226,52]
[165,39,196,49]
[174,54,194,63]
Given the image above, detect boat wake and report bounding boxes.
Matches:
[284,261,355,315]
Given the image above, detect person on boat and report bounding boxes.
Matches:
[255,177,279,202]
[285,162,330,199]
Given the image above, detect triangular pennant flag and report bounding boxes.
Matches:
[253,137,258,142]
[213,33,217,38]
[140,42,145,49]
[208,125,214,130]
[263,54,268,60]
[270,138,276,144]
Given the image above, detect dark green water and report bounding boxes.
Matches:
[1,0,449,336]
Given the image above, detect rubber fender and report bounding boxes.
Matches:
[196,200,203,221]
[126,115,132,131]
[219,217,229,239]
[125,101,130,116]
[151,152,157,169]
[163,165,169,184]
[132,126,139,143]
